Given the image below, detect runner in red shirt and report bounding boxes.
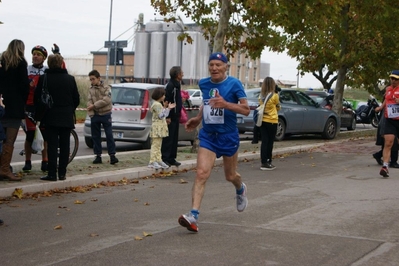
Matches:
[375,70,399,177]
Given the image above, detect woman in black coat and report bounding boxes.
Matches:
[0,39,30,181]
[35,54,80,181]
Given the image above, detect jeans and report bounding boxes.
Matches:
[90,113,116,156]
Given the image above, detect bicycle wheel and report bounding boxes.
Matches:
[68,129,79,164]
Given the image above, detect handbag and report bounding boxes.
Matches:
[179,106,188,124]
[255,92,272,127]
[41,74,54,109]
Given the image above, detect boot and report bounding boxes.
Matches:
[0,144,21,181]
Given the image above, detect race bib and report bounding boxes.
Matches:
[387,104,399,119]
[203,100,224,124]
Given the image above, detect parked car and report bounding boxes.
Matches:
[237,88,339,140]
[83,83,198,149]
[186,89,203,107]
[303,90,356,130]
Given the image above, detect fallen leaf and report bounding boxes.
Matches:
[54,225,62,230]
[143,231,152,237]
[134,236,143,240]
[179,179,188,184]
[74,200,85,204]
[134,199,139,202]
[12,188,23,199]
[90,198,98,202]
[89,233,99,237]
[144,202,150,206]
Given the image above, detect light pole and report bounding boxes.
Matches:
[105,0,113,84]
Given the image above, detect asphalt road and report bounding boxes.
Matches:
[1,137,399,265]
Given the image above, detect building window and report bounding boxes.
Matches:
[253,67,257,81]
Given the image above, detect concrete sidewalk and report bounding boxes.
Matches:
[0,140,328,198]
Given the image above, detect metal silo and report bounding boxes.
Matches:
[149,31,167,83]
[164,32,182,79]
[181,31,199,84]
[196,33,210,81]
[134,32,151,82]
[145,21,163,32]
[162,21,183,32]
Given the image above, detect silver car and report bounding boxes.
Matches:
[186,89,203,107]
[84,83,198,149]
[237,88,339,140]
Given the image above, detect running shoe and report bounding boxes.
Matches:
[380,166,389,178]
[260,163,276,171]
[236,183,248,212]
[178,213,198,232]
[148,162,162,169]
[158,161,170,169]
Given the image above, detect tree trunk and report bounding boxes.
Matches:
[190,0,231,154]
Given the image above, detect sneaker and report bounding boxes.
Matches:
[110,155,119,165]
[41,161,48,172]
[372,153,383,165]
[169,160,181,167]
[178,213,198,232]
[236,183,248,212]
[260,163,276,171]
[93,156,102,164]
[22,161,32,172]
[158,161,170,169]
[380,166,389,178]
[148,162,162,169]
[389,162,399,168]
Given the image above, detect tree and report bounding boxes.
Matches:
[272,0,399,114]
[151,0,399,119]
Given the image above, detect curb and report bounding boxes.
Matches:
[0,141,328,198]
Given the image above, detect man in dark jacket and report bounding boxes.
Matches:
[161,66,184,166]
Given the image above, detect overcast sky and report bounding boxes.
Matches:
[0,0,322,88]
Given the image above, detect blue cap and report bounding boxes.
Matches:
[208,52,228,63]
[390,70,399,79]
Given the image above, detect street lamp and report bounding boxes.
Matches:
[105,0,113,83]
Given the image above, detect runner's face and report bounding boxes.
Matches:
[208,60,227,83]
[390,77,399,86]
[32,52,45,65]
[89,75,101,86]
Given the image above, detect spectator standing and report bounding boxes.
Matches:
[148,87,175,169]
[178,52,250,232]
[259,77,281,170]
[23,45,49,172]
[0,39,30,181]
[376,70,399,178]
[161,66,183,167]
[87,70,118,165]
[34,54,80,181]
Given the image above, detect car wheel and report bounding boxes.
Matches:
[321,118,337,139]
[347,116,356,131]
[84,137,93,149]
[275,118,286,141]
[142,136,151,149]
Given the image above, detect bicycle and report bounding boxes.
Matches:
[19,120,79,164]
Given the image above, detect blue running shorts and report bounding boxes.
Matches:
[199,129,240,158]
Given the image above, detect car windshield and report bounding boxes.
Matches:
[307,95,326,104]
[111,87,144,105]
[245,88,261,100]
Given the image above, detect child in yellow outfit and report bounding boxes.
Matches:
[148,87,176,169]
